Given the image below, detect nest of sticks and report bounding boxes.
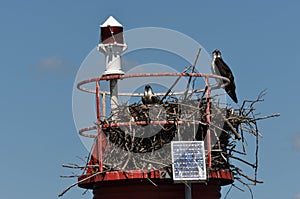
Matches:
[59,89,279,198]
[95,91,279,188]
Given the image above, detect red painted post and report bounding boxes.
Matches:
[96,81,101,122]
[95,81,103,172]
[205,76,212,169]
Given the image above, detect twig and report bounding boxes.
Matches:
[159,67,191,103]
[239,123,246,153]
[252,111,259,185]
[83,139,97,173]
[82,189,89,195]
[236,179,254,199]
[62,164,99,169]
[228,148,247,155]
[229,156,256,168]
[59,171,105,197]
[248,113,280,122]
[196,86,208,108]
[183,48,202,101]
[147,177,158,187]
[232,183,245,192]
[233,166,263,184]
[60,175,80,178]
[223,184,233,199]
[225,119,241,140]
[76,156,87,164]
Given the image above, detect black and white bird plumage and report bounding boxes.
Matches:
[142,85,160,105]
[211,49,238,103]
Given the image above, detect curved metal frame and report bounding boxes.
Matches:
[77,72,229,93]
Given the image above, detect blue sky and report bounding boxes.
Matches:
[0,1,299,199]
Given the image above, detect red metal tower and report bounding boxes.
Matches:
[76,16,234,199]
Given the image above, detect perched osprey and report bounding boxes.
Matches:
[211,49,238,103]
[142,85,160,105]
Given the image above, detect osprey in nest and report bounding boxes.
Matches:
[142,84,160,105]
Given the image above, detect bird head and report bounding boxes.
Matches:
[212,49,221,58]
[144,84,154,95]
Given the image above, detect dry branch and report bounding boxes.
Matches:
[59,171,105,197]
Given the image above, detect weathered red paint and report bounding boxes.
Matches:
[79,170,160,187]
[91,180,221,199]
[78,169,233,188]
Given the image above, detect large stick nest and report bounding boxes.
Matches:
[96,91,279,186]
[60,91,279,198]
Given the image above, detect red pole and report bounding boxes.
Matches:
[96,81,101,122]
[205,77,212,169]
[95,81,103,172]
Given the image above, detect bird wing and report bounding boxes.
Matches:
[225,83,238,103]
[151,95,161,104]
[142,96,146,105]
[215,57,238,103]
[215,57,235,83]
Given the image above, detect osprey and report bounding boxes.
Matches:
[142,85,160,105]
[211,49,238,103]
